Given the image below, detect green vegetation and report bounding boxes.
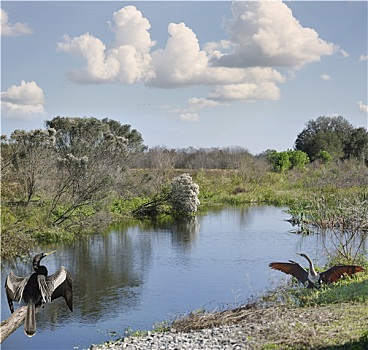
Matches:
[286,192,367,261]
[266,149,310,173]
[1,115,367,260]
[295,115,368,162]
[1,116,145,258]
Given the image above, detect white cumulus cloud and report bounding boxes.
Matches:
[57,6,156,84]
[148,22,270,89]
[57,33,120,83]
[188,98,222,110]
[148,22,209,87]
[1,9,33,36]
[208,81,282,102]
[108,6,156,54]
[1,81,46,120]
[57,2,343,121]
[212,1,337,69]
[339,49,349,58]
[358,101,368,113]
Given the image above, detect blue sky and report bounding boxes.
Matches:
[1,1,367,154]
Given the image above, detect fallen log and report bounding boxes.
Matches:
[0,305,41,343]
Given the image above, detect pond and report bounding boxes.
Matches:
[1,205,335,349]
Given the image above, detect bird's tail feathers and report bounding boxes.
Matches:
[24,301,36,337]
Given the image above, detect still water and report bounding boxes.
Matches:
[2,206,330,349]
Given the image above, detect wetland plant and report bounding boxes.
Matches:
[288,193,367,261]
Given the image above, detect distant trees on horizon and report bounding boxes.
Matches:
[294,115,368,163]
[2,115,367,181]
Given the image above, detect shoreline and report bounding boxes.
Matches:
[90,299,368,350]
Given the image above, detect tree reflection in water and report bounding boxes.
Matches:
[22,216,201,329]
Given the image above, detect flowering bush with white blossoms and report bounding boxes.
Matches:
[57,153,88,170]
[132,173,200,218]
[169,173,200,215]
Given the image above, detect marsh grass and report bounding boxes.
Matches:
[287,192,367,261]
[2,162,367,259]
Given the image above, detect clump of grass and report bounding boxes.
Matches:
[290,276,368,307]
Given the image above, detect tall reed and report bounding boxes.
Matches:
[288,192,368,262]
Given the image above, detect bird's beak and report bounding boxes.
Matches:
[296,253,302,256]
[44,250,57,256]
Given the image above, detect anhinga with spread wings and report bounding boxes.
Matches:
[4,250,73,337]
[269,253,364,288]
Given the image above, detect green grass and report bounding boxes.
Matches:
[291,276,368,307]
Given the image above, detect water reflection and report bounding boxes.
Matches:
[62,229,152,324]
[1,205,366,350]
[121,216,201,248]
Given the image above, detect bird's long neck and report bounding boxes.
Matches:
[303,254,318,277]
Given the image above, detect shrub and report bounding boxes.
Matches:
[169,173,200,215]
[315,150,332,163]
[288,150,310,169]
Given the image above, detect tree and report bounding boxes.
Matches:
[267,149,309,172]
[44,116,147,227]
[46,116,146,156]
[343,127,368,163]
[3,129,55,204]
[294,116,354,160]
[267,150,291,172]
[139,146,177,192]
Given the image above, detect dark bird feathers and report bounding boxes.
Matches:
[4,251,73,337]
[269,261,309,283]
[319,265,364,284]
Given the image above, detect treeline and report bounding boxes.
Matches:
[2,115,367,206]
[132,115,368,170]
[137,145,257,170]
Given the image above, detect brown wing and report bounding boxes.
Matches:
[269,262,309,283]
[319,265,364,284]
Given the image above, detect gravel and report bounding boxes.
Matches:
[89,302,368,349]
[90,324,253,350]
